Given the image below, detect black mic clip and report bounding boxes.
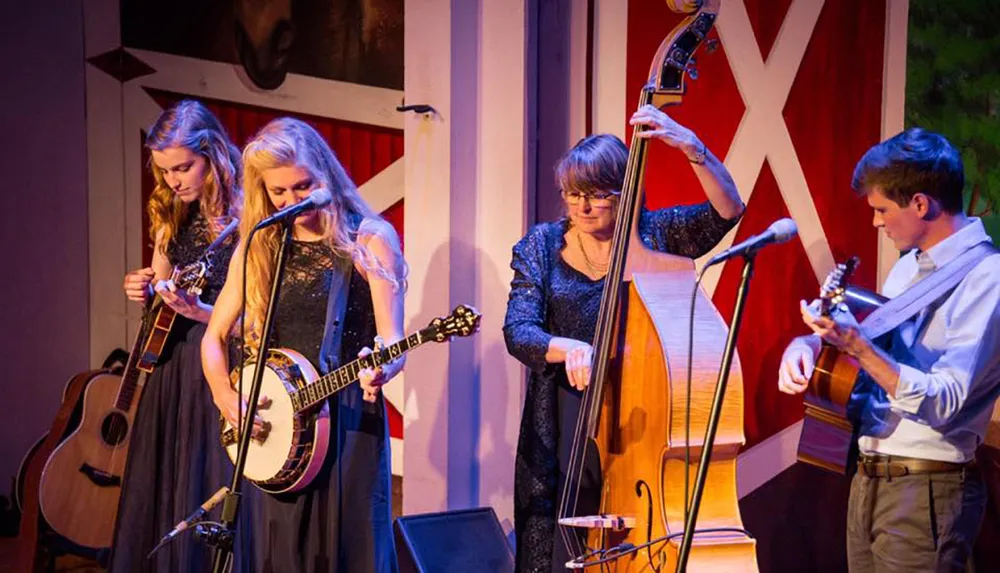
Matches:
[194,522,235,552]
[148,486,229,559]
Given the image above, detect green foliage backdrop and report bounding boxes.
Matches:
[907,0,1000,240]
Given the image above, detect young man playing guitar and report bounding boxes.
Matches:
[778,128,1000,572]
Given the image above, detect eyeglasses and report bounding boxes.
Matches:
[561,189,620,208]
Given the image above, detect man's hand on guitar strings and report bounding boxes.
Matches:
[778,336,816,396]
[800,299,867,358]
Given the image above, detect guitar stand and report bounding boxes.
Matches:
[40,532,109,572]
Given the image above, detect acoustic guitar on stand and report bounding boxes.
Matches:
[38,220,237,548]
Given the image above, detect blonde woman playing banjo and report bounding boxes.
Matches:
[202,117,405,573]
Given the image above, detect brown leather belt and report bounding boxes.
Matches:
[857,453,974,479]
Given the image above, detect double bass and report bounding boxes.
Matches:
[557,1,758,570]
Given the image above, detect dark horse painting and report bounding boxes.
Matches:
[121,0,403,90]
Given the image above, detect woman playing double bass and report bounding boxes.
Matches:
[503,105,744,572]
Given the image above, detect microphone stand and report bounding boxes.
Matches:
[675,252,756,573]
[204,220,294,573]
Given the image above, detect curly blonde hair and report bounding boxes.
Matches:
[240,117,406,346]
[146,100,242,253]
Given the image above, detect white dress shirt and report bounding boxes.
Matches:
[857,218,1000,462]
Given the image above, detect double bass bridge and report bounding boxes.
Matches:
[558,514,636,532]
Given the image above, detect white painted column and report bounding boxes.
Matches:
[592,0,628,140]
[477,0,531,530]
[84,0,132,367]
[878,0,909,288]
[402,0,459,515]
[403,0,532,532]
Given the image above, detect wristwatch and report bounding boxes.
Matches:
[686,140,707,165]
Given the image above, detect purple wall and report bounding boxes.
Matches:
[0,1,89,487]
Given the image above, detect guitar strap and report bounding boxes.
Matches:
[859,241,998,339]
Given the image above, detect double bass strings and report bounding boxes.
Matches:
[557,90,652,563]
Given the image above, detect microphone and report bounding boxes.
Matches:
[148,486,229,558]
[254,188,333,229]
[705,218,798,267]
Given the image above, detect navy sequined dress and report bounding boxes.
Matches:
[109,204,252,573]
[502,204,738,573]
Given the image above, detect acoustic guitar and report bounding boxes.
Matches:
[38,245,225,548]
[797,258,888,474]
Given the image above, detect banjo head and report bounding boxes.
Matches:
[222,348,329,491]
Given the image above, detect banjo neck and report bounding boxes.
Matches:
[288,329,429,412]
[220,304,480,494]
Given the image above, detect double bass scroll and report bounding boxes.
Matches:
[557,1,758,571]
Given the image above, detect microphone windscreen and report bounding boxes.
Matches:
[767,218,798,242]
[309,187,333,207]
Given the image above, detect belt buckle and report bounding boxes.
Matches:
[858,460,878,478]
[886,461,909,480]
[858,455,908,480]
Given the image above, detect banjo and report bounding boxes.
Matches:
[220,304,481,493]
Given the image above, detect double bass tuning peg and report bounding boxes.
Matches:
[686,58,699,80]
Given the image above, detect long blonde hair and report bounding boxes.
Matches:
[240,117,406,345]
[146,100,242,252]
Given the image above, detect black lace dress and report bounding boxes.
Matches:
[502,204,739,573]
[248,239,397,573]
[109,204,253,572]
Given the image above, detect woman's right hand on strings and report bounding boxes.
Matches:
[123,267,156,303]
[213,386,271,439]
[777,336,818,396]
[565,341,594,391]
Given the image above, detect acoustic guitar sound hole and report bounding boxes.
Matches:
[101,412,129,446]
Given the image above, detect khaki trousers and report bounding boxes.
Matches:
[847,467,987,572]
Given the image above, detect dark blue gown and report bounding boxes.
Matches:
[109,204,253,573]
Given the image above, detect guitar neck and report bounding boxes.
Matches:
[290,329,430,412]
[113,308,157,411]
[112,263,208,410]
